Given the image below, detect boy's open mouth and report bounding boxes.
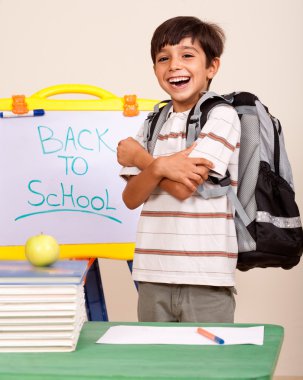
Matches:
[168,76,190,87]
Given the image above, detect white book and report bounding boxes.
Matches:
[0,345,77,352]
[0,310,78,317]
[0,294,79,303]
[0,316,79,325]
[0,331,76,340]
[0,339,77,347]
[0,314,87,332]
[0,324,75,331]
[0,301,84,312]
[0,285,84,303]
[0,285,80,295]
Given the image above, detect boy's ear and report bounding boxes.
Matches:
[207,57,220,80]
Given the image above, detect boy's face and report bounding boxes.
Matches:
[154,37,219,112]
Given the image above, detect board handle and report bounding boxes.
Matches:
[0,84,158,111]
[31,84,117,100]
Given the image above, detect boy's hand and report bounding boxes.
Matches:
[155,144,214,191]
[117,137,147,167]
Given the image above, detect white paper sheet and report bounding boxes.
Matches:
[96,325,264,346]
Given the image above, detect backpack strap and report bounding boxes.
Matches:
[186,92,235,191]
[143,100,172,154]
[193,92,252,227]
[197,184,252,227]
[271,115,280,175]
[144,92,230,152]
[186,91,230,147]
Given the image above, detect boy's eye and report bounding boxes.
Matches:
[157,56,168,62]
[183,53,194,58]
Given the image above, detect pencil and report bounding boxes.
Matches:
[197,327,225,345]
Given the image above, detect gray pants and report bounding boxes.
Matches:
[138,282,236,323]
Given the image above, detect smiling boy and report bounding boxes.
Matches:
[118,16,241,323]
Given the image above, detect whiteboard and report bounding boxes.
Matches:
[0,110,148,247]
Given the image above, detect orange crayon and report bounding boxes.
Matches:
[197,327,225,345]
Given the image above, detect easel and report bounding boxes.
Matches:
[84,259,137,321]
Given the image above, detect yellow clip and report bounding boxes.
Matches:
[12,95,28,114]
[123,95,139,116]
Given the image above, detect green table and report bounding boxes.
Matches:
[0,322,283,380]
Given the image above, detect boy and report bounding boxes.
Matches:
[118,16,240,323]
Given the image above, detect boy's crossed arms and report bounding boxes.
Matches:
[117,137,213,209]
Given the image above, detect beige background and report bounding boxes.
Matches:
[0,0,302,377]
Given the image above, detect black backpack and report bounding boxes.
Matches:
[142,91,303,271]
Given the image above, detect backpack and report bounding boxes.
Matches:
[142,91,303,271]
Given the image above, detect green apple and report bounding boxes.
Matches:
[25,234,60,267]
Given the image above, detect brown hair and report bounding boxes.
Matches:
[151,16,225,67]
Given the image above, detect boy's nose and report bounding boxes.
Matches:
[169,57,182,71]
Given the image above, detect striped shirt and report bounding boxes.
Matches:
[120,104,241,286]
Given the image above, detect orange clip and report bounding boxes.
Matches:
[123,94,139,116]
[11,95,28,114]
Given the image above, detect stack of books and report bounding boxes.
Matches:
[0,259,89,352]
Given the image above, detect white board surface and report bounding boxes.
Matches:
[0,111,147,246]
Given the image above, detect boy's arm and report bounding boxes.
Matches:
[121,149,211,209]
[121,159,162,210]
[117,137,212,201]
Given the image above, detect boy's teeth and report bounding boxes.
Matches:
[169,77,189,83]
